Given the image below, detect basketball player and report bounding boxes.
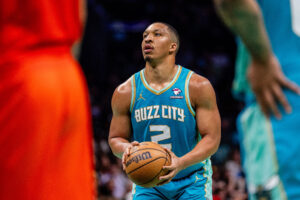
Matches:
[108,22,221,200]
[214,0,300,199]
[0,0,96,199]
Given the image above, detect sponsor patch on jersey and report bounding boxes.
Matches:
[170,88,183,99]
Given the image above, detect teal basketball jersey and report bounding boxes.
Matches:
[130,65,211,179]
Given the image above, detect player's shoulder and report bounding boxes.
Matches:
[188,72,216,107]
[115,77,132,96]
[111,77,133,111]
[189,73,212,91]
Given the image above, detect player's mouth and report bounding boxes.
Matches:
[143,44,154,53]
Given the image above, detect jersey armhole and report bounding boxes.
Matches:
[130,74,136,113]
[185,71,196,116]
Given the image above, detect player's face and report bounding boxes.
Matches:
[141,23,174,62]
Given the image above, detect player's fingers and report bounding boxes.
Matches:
[122,156,127,170]
[263,89,281,119]
[271,84,291,114]
[122,146,131,166]
[163,165,174,170]
[159,175,170,181]
[165,148,176,158]
[159,171,174,181]
[122,152,128,164]
[255,92,270,118]
[123,148,129,159]
[279,76,300,95]
[122,153,126,164]
[163,147,171,154]
[131,141,140,146]
[162,148,175,162]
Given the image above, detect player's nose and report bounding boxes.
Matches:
[144,34,153,43]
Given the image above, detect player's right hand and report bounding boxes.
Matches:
[122,141,139,170]
[157,148,184,186]
[247,55,300,119]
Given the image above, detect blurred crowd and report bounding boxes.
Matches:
[79,0,248,199]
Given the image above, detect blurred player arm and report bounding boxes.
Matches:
[108,79,134,160]
[214,0,300,118]
[214,0,271,63]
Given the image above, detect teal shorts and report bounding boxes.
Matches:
[132,168,212,200]
[238,91,300,200]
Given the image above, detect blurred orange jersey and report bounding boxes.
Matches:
[0,0,96,199]
[0,0,84,63]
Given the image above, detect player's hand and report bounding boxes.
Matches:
[157,148,184,186]
[122,141,139,170]
[247,55,300,119]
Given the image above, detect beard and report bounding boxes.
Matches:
[144,55,152,62]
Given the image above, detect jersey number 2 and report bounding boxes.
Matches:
[149,125,172,150]
[291,0,300,36]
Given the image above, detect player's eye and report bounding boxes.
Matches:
[154,32,161,36]
[143,34,148,39]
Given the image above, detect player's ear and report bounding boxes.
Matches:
[169,43,177,54]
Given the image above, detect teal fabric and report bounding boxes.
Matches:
[270,90,300,199]
[232,39,253,104]
[132,167,212,200]
[237,104,287,200]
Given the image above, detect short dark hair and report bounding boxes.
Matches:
[154,22,180,53]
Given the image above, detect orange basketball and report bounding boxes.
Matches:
[124,142,171,188]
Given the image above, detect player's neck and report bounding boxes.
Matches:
[144,59,178,87]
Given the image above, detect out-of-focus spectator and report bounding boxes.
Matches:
[212,149,247,200]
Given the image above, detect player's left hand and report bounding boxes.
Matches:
[157,148,184,186]
[122,141,139,170]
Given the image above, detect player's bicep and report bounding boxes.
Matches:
[196,102,220,138]
[192,77,221,138]
[109,82,132,141]
[109,113,132,140]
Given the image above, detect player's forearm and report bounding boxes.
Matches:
[214,0,272,64]
[108,137,131,159]
[179,134,220,170]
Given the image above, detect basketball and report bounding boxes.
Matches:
[124,142,171,188]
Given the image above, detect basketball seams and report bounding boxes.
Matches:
[127,156,166,175]
[140,163,166,186]
[130,147,167,155]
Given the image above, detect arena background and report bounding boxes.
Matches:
[79,0,247,199]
